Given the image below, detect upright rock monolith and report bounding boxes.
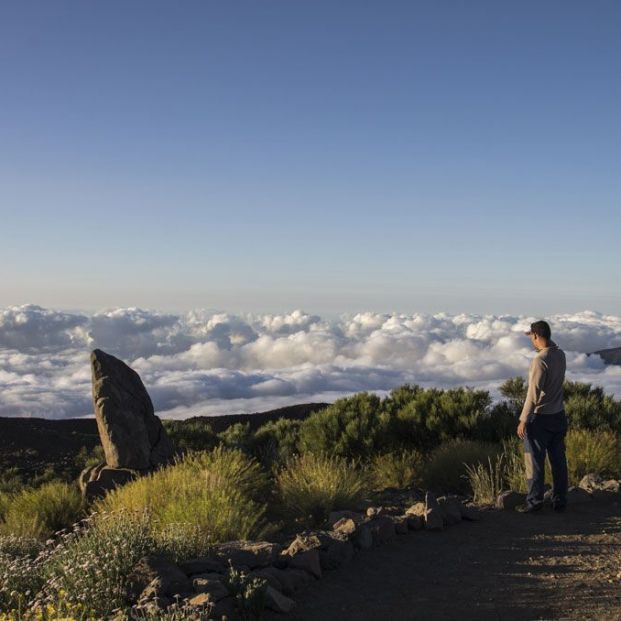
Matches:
[91,348,174,470]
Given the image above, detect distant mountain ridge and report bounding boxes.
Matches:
[0,402,328,482]
[592,346,621,366]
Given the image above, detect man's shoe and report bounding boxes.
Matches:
[552,503,566,513]
[515,503,543,514]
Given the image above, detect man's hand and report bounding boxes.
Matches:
[517,421,527,439]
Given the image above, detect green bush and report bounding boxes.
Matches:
[0,482,84,540]
[370,450,423,490]
[217,422,255,454]
[388,387,493,451]
[97,447,272,551]
[252,418,301,469]
[499,377,528,413]
[422,439,501,495]
[163,419,219,454]
[0,468,25,496]
[276,454,371,525]
[500,377,621,433]
[298,393,387,459]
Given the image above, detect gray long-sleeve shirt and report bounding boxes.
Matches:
[519,341,566,423]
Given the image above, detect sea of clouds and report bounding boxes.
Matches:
[1,305,621,419]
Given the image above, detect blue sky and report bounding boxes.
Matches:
[1,1,620,315]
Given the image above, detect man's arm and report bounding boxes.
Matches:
[517,359,547,439]
[519,359,547,423]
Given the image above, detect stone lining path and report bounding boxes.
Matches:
[267,502,621,621]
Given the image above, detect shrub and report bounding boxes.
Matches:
[276,454,370,525]
[500,437,528,493]
[163,419,219,454]
[472,401,518,443]
[0,535,47,612]
[252,418,301,469]
[565,428,620,484]
[298,393,387,459]
[97,447,272,552]
[223,563,268,620]
[388,387,493,451]
[370,450,423,490]
[217,422,255,454]
[0,482,84,540]
[465,454,512,504]
[422,439,501,495]
[499,377,528,412]
[41,511,154,617]
[0,468,24,496]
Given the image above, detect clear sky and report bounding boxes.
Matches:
[1,1,620,315]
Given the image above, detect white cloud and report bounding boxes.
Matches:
[1,305,621,419]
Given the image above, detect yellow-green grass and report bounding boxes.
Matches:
[370,449,423,490]
[96,447,272,553]
[276,453,371,525]
[0,482,83,540]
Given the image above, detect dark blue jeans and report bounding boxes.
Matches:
[524,411,568,509]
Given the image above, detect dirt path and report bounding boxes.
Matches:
[268,501,621,621]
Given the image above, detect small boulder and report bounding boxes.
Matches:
[496,490,526,511]
[437,496,462,526]
[390,515,409,535]
[567,486,593,504]
[81,464,137,501]
[333,517,357,537]
[368,516,396,544]
[405,502,426,517]
[179,557,226,575]
[210,541,282,569]
[579,473,602,492]
[265,586,296,613]
[424,493,445,531]
[405,514,424,531]
[126,555,192,603]
[327,510,365,527]
[192,577,229,601]
[288,549,322,579]
[249,567,284,591]
[352,523,373,549]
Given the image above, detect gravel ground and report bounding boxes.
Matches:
[267,501,621,621]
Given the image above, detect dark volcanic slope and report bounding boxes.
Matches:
[593,346,621,366]
[0,403,328,478]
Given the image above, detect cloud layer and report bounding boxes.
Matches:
[1,305,621,419]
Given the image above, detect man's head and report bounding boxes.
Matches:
[525,320,551,350]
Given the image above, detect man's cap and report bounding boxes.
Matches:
[525,320,551,339]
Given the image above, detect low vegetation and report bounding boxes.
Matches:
[96,447,273,556]
[276,453,370,525]
[2,379,621,616]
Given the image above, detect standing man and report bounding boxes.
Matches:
[517,320,568,513]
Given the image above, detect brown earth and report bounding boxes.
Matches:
[270,501,621,621]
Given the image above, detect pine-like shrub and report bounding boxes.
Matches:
[252,418,301,469]
[298,393,388,459]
